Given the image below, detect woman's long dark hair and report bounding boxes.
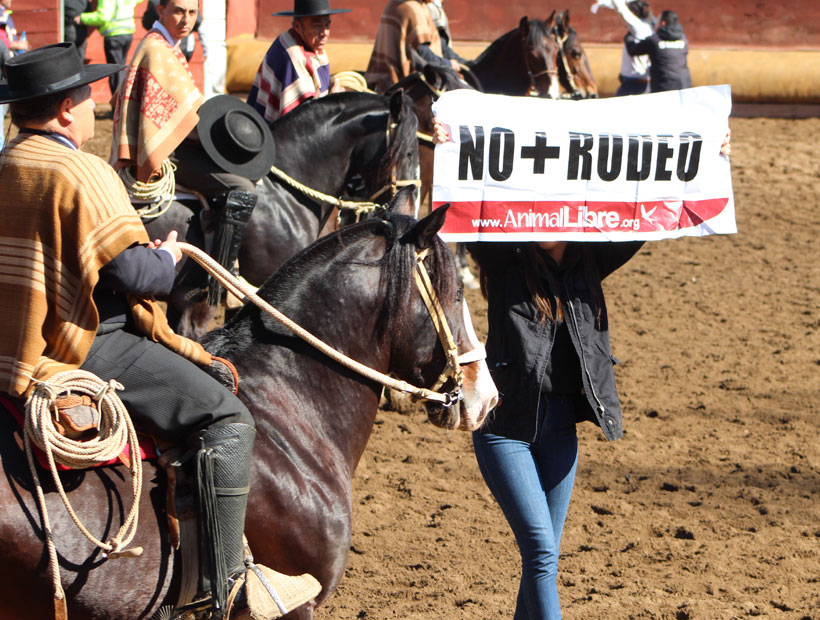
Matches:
[479,243,603,327]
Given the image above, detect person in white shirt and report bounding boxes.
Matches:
[592,0,655,95]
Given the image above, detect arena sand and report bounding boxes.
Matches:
[84,116,820,620]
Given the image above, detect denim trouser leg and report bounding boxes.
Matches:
[473,395,579,620]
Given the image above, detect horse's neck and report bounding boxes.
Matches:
[470,31,530,96]
[269,124,354,194]
[213,244,394,468]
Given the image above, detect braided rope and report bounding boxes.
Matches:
[177,243,461,406]
[332,70,375,93]
[24,370,144,608]
[117,159,177,221]
[268,165,385,216]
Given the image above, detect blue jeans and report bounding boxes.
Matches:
[473,394,580,620]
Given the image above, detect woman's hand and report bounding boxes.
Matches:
[720,129,731,157]
[433,118,450,145]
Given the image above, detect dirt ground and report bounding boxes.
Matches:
[83,114,820,619]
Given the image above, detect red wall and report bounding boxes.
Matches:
[257,0,820,49]
[6,0,60,49]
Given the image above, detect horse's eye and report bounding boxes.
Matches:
[456,287,464,303]
[572,50,582,59]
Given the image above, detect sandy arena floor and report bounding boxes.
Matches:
[83,114,820,620]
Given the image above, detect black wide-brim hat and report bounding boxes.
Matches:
[0,42,123,104]
[274,0,351,17]
[197,95,275,181]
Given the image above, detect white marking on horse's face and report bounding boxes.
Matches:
[548,77,561,101]
[457,300,498,431]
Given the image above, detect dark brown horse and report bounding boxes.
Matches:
[0,190,498,620]
[553,9,599,99]
[467,15,562,99]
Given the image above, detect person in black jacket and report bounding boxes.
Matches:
[63,0,91,59]
[467,239,641,619]
[625,9,691,92]
[431,117,729,619]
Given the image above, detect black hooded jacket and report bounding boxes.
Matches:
[626,21,692,92]
[468,241,644,443]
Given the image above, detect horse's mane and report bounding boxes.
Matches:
[472,27,518,65]
[221,214,454,343]
[378,94,417,184]
[526,18,552,50]
[269,91,416,193]
[472,18,551,65]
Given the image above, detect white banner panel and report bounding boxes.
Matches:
[432,86,735,242]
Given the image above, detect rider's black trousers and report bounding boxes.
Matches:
[80,325,253,443]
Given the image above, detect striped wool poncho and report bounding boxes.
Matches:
[246,28,331,124]
[365,0,444,93]
[110,29,203,182]
[0,134,211,398]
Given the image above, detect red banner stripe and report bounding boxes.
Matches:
[432,198,729,235]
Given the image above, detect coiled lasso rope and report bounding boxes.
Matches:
[331,70,375,93]
[117,159,177,221]
[24,370,144,614]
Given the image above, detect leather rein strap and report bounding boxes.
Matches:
[178,243,476,407]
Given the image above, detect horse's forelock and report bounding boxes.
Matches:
[526,18,552,49]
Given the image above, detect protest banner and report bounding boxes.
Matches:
[431,85,735,242]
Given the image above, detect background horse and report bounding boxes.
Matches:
[553,9,598,99]
[147,90,420,338]
[467,15,562,99]
[0,190,497,620]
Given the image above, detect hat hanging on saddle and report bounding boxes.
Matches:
[273,0,351,17]
[196,95,276,180]
[0,42,123,104]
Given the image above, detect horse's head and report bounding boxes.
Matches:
[387,66,474,205]
[389,65,471,137]
[519,15,562,99]
[553,10,599,99]
[382,188,498,431]
[342,90,420,215]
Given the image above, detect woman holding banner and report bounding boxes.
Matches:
[434,120,729,619]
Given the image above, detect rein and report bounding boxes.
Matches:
[269,114,421,221]
[178,243,472,406]
[268,164,386,221]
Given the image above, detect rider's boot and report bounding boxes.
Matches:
[196,422,321,619]
[207,190,258,306]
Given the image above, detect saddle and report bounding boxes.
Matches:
[0,394,157,471]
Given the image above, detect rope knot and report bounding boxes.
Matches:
[93,378,124,403]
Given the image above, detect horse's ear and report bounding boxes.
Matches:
[546,9,557,28]
[386,185,417,217]
[519,16,529,36]
[554,9,567,33]
[389,88,404,123]
[406,204,450,250]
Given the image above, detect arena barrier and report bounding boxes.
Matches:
[226,36,820,105]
